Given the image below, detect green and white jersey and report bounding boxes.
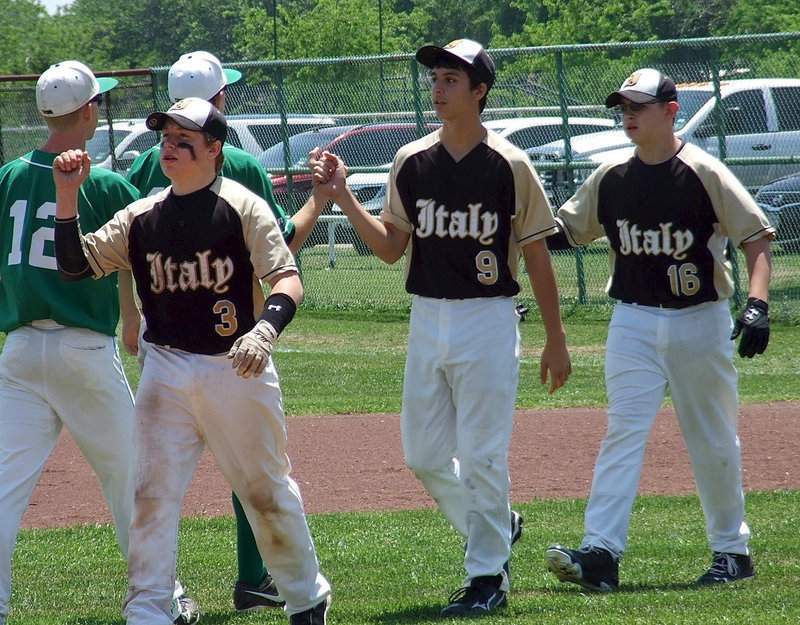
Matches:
[0,150,140,336]
[126,143,295,244]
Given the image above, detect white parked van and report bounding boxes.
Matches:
[527,78,800,205]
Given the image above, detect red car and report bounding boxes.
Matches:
[261,123,441,242]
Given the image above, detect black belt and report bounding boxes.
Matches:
[620,300,697,310]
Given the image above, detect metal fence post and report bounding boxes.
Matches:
[709,46,727,162]
[555,51,587,304]
[411,59,425,135]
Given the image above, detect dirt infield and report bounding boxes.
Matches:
[21,401,799,530]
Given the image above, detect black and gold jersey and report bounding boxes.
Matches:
[557,141,774,307]
[381,128,556,299]
[80,176,296,354]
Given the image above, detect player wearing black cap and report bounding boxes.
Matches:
[313,39,572,617]
[127,52,330,613]
[545,68,774,591]
[53,97,331,625]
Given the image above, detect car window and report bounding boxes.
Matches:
[86,128,131,162]
[226,127,242,149]
[334,128,426,167]
[721,90,767,135]
[247,123,328,151]
[504,124,612,149]
[674,91,713,131]
[259,131,340,169]
[125,130,159,155]
[772,87,800,131]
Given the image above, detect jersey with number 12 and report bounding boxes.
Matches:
[0,150,140,335]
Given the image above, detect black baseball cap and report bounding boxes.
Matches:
[146,97,227,143]
[605,68,678,107]
[416,39,495,91]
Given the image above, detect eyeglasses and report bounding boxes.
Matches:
[612,100,662,115]
[89,93,104,105]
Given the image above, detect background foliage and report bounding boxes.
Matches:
[1,0,799,75]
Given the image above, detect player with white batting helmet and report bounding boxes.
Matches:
[544,67,774,590]
[0,60,141,625]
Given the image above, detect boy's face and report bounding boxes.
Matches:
[615,97,678,145]
[158,119,218,181]
[428,66,485,121]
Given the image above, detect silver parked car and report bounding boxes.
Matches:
[755,173,800,252]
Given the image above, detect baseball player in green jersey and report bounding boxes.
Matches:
[53,96,331,625]
[314,39,572,617]
[544,68,774,591]
[0,60,200,625]
[125,51,328,612]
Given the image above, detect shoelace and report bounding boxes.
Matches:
[708,554,738,577]
[447,586,471,604]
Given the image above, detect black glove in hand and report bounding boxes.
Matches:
[227,320,279,378]
[730,297,769,358]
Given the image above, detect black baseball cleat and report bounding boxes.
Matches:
[695,552,755,584]
[441,574,507,617]
[289,595,331,624]
[546,544,619,591]
[233,573,285,610]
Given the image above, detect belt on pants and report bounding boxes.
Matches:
[619,300,699,310]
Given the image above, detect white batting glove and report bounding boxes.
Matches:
[227,320,278,378]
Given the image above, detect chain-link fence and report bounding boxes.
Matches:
[2,33,799,320]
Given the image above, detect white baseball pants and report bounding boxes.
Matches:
[0,325,135,624]
[123,345,329,625]
[583,300,750,559]
[401,296,519,589]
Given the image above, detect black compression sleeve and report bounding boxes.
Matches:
[546,221,573,251]
[258,292,297,335]
[54,217,94,281]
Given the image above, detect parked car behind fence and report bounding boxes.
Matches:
[331,116,616,255]
[266,122,441,246]
[755,173,800,252]
[528,78,800,207]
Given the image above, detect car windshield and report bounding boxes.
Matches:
[85,128,131,162]
[674,91,713,131]
[259,132,337,170]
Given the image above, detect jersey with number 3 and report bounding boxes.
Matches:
[556,141,774,307]
[75,176,296,355]
[0,150,139,335]
[381,129,556,299]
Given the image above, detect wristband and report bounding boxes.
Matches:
[746,297,768,313]
[258,293,297,336]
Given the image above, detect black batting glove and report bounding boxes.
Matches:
[731,297,769,358]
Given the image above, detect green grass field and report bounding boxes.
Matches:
[9,306,800,624]
[13,492,800,624]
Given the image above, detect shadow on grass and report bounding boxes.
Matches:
[371,603,445,623]
[544,579,754,595]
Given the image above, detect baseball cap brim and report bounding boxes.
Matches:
[97,76,119,95]
[605,89,661,107]
[415,45,452,70]
[147,111,204,133]
[223,68,242,86]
